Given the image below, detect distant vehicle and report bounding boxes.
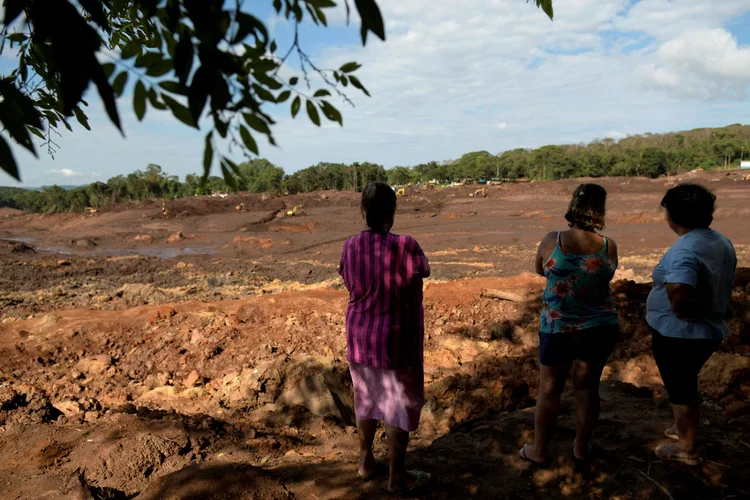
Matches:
[396,188,406,196]
[741,161,750,169]
[478,177,487,185]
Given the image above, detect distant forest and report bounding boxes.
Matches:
[1,124,748,214]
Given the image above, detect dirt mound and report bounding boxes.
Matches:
[136,462,290,500]
[71,238,97,248]
[270,221,320,233]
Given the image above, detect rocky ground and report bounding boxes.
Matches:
[0,172,749,499]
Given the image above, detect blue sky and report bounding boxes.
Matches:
[3,0,750,187]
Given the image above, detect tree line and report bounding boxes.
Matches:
[1,124,748,214]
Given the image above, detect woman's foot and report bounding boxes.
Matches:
[519,443,548,465]
[357,450,375,479]
[388,470,431,494]
[664,424,679,440]
[573,439,591,461]
[655,442,701,466]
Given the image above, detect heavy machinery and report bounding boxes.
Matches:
[396,188,406,196]
[287,204,303,216]
[84,207,98,216]
[470,188,487,198]
[236,203,245,212]
[161,201,168,216]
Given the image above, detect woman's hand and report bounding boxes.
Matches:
[666,283,702,322]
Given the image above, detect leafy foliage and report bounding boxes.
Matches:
[0,0,389,181]
[0,1,555,183]
[2,125,747,214]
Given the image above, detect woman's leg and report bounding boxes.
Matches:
[356,419,378,477]
[522,364,570,463]
[572,360,606,459]
[652,332,721,460]
[385,424,425,491]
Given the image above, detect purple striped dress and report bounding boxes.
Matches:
[338,230,430,431]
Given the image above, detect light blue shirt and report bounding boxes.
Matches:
[647,228,736,340]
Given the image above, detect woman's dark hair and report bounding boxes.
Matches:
[564,183,607,231]
[361,181,397,232]
[661,183,715,229]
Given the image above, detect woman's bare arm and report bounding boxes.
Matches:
[535,232,557,276]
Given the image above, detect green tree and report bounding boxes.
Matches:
[387,166,412,185]
[0,1,553,182]
[641,148,667,178]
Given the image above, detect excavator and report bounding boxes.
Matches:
[235,203,245,212]
[396,188,406,197]
[287,204,303,216]
[84,207,98,216]
[469,188,487,198]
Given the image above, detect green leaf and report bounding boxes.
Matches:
[29,127,45,140]
[102,63,116,78]
[348,75,370,97]
[174,33,194,84]
[134,52,162,68]
[0,135,20,180]
[73,106,91,130]
[203,132,213,174]
[539,0,554,20]
[187,66,211,123]
[273,0,282,12]
[148,88,168,110]
[253,84,276,102]
[120,41,141,59]
[7,33,27,43]
[162,94,196,128]
[289,77,299,86]
[221,161,238,191]
[276,90,291,103]
[146,59,173,77]
[270,40,277,53]
[240,125,259,155]
[313,89,331,98]
[243,113,271,135]
[291,96,301,118]
[134,81,147,121]
[159,80,187,95]
[306,100,320,126]
[354,0,386,45]
[3,0,25,26]
[320,101,343,126]
[339,62,361,73]
[112,71,128,96]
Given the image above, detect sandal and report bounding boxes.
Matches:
[389,470,431,495]
[357,458,387,481]
[519,443,549,466]
[664,424,678,441]
[573,439,592,461]
[655,443,701,466]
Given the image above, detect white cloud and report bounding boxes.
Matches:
[497,122,508,130]
[47,168,84,178]
[636,29,750,99]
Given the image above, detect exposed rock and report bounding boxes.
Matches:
[166,232,185,244]
[76,355,113,376]
[699,353,750,399]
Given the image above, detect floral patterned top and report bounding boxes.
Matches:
[540,232,618,334]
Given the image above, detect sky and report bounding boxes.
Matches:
[3,0,750,187]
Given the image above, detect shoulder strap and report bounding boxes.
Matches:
[556,232,562,248]
[603,236,608,251]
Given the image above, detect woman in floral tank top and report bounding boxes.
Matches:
[520,183,620,465]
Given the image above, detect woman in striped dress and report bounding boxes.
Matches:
[339,181,431,494]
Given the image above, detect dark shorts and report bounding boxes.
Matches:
[650,328,722,405]
[539,325,619,368]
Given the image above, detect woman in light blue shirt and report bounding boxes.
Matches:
[647,184,736,466]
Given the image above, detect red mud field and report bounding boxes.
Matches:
[0,173,749,499]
